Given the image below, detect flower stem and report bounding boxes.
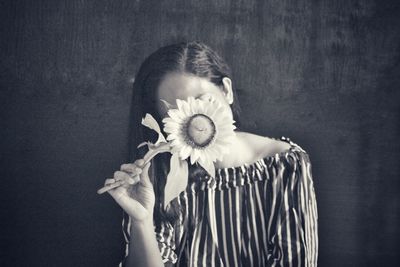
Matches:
[142,142,171,164]
[96,142,171,194]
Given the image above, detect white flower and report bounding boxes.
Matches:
[162,96,236,177]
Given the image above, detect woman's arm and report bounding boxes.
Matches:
[120,209,181,267]
[105,160,171,267]
[125,217,165,267]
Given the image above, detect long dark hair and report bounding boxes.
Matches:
[127,41,242,226]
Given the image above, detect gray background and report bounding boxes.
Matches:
[1,0,399,266]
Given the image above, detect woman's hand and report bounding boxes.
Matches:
[104,159,155,222]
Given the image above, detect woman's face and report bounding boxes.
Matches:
[155,71,234,119]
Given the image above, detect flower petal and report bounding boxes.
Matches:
[181,100,191,116]
[167,109,184,122]
[190,149,201,164]
[199,156,215,178]
[176,99,187,115]
[162,117,176,125]
[179,145,192,160]
[171,139,183,148]
[166,133,178,141]
[164,124,181,134]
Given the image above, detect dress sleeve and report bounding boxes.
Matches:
[267,149,318,267]
[154,217,180,266]
[118,204,185,267]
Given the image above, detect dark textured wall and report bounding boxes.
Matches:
[1,0,399,266]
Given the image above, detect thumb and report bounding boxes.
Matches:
[140,162,152,187]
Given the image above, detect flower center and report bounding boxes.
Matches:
[185,114,216,148]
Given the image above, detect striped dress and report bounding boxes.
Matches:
[119,136,318,267]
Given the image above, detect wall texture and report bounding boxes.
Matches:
[1,0,399,266]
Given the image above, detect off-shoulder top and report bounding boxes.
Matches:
[119,136,318,267]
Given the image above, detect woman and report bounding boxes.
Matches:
[103,41,318,266]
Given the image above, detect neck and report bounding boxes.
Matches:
[215,131,253,169]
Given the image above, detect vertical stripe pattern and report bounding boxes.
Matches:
[119,136,318,267]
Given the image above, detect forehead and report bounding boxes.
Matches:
[156,72,221,102]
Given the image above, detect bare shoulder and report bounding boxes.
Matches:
[238,131,292,159]
[218,131,293,168]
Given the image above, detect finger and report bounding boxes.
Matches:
[104,178,116,186]
[127,175,141,185]
[140,162,152,187]
[120,175,140,188]
[98,179,125,194]
[114,170,135,184]
[114,172,142,189]
[120,164,143,176]
[134,159,145,168]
